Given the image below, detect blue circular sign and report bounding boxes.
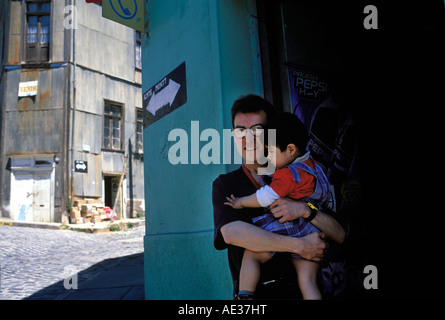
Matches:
[109,0,137,20]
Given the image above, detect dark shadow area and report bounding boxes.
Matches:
[24,252,144,300]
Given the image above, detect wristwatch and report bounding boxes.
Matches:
[304,202,318,222]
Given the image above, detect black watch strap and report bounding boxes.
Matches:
[304,202,319,222]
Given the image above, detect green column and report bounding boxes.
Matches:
[142,0,262,299]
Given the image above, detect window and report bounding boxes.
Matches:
[135,31,141,70]
[136,109,143,154]
[25,1,51,62]
[103,102,123,151]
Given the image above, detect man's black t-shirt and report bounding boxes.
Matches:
[212,165,299,299]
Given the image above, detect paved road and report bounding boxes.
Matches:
[0,224,144,300]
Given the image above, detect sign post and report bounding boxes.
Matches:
[102,0,144,32]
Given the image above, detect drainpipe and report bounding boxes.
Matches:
[69,0,77,206]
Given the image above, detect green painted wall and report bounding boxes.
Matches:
[142,0,261,299]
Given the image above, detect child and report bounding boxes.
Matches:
[225,112,333,300]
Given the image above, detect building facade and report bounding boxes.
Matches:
[0,0,144,223]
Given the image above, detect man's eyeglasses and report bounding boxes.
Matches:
[233,125,265,139]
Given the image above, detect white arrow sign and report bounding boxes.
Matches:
[75,162,86,171]
[146,79,181,116]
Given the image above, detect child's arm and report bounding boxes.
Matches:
[225,184,281,209]
[224,193,261,209]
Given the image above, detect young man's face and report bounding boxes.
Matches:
[233,111,267,165]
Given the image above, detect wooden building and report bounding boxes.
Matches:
[0,0,144,223]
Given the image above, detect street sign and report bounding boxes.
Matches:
[102,0,144,32]
[74,160,88,173]
[143,62,187,128]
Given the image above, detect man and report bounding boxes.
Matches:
[212,94,345,299]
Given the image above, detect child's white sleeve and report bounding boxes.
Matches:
[256,185,280,207]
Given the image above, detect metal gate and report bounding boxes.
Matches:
[10,157,54,222]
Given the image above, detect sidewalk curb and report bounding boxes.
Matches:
[0,218,145,233]
[0,219,61,230]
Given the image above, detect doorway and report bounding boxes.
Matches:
[256,0,364,298]
[104,176,118,207]
[10,157,54,222]
[103,175,125,218]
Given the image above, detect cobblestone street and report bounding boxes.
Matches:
[0,224,144,300]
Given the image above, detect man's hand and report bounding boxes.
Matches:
[293,232,328,261]
[269,197,310,223]
[221,221,329,261]
[270,197,346,244]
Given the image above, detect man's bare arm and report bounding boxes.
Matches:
[269,198,345,244]
[310,208,345,244]
[220,220,328,261]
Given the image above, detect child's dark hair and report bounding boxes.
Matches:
[231,94,276,127]
[269,112,309,154]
